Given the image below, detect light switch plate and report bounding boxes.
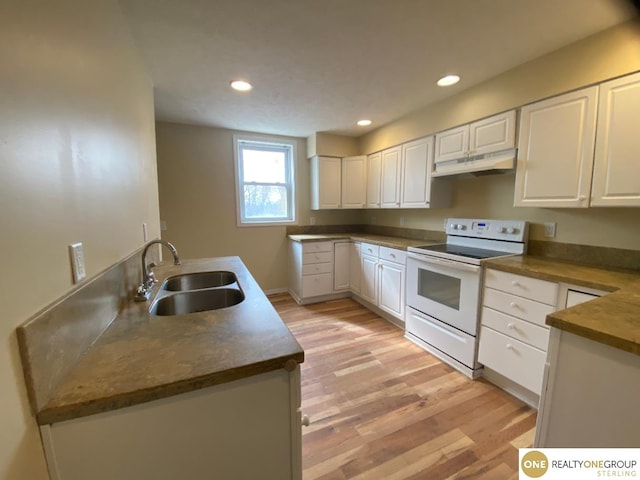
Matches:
[69,243,86,283]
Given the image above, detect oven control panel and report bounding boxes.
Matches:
[445,218,528,242]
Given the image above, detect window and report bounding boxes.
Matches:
[234,135,296,225]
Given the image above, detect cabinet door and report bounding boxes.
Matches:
[401,136,434,208]
[591,72,640,207]
[366,152,382,208]
[435,125,469,163]
[380,146,402,208]
[360,255,378,304]
[514,86,598,208]
[310,156,341,210]
[469,110,516,157]
[349,243,361,294]
[333,242,350,292]
[378,260,405,320]
[341,155,366,209]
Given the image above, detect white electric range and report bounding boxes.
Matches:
[405,218,529,377]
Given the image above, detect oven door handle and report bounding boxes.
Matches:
[407,252,481,273]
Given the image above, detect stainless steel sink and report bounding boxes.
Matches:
[161,271,238,291]
[150,288,245,316]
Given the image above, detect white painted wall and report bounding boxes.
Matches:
[0,1,159,478]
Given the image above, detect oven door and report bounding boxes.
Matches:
[406,253,481,335]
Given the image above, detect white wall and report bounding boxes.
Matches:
[0,1,159,478]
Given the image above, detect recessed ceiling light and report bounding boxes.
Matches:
[437,74,460,87]
[230,80,253,91]
[357,119,372,126]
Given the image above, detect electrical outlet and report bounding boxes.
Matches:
[160,220,167,231]
[142,222,148,242]
[371,216,376,224]
[69,243,86,283]
[544,222,557,238]
[310,216,316,225]
[400,216,405,226]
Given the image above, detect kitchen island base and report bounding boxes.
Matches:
[41,367,302,480]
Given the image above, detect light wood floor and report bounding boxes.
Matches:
[269,293,536,480]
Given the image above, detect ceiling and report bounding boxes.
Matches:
[117,0,637,138]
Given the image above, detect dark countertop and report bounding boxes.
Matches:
[37,256,304,425]
[485,255,640,356]
[288,233,441,250]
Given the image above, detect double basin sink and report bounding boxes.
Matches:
[149,271,245,316]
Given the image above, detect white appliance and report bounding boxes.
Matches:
[405,218,528,377]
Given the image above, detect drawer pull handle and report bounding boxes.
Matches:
[390,253,396,258]
[507,322,515,329]
[506,343,513,350]
[510,302,517,308]
[512,281,520,287]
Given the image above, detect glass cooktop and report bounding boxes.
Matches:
[412,243,512,260]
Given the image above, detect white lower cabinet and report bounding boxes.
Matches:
[377,247,406,320]
[289,239,406,321]
[289,240,350,304]
[478,269,559,404]
[41,367,302,480]
[333,241,351,291]
[360,247,379,305]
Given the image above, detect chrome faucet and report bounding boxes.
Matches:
[134,240,181,301]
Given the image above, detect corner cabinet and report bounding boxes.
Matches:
[591,72,640,207]
[514,86,598,208]
[310,155,366,210]
[41,367,302,480]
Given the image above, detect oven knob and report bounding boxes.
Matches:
[450,223,457,230]
[498,227,506,233]
[457,224,465,230]
[507,227,517,234]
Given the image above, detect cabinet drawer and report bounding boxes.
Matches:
[302,251,333,264]
[302,262,333,276]
[483,288,555,327]
[302,241,333,254]
[478,326,546,394]
[485,269,558,305]
[302,273,333,297]
[481,306,550,351]
[360,243,379,257]
[379,246,406,264]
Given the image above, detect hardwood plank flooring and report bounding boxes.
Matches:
[269,294,536,480]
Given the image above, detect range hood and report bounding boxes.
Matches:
[432,149,517,178]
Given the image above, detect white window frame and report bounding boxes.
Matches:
[233,134,297,226]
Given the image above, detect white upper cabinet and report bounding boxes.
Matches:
[365,152,382,208]
[380,146,402,208]
[435,110,516,164]
[310,156,341,210]
[435,125,468,163]
[514,86,598,208]
[400,136,451,208]
[469,110,516,157]
[341,155,367,208]
[401,137,434,208]
[591,72,640,207]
